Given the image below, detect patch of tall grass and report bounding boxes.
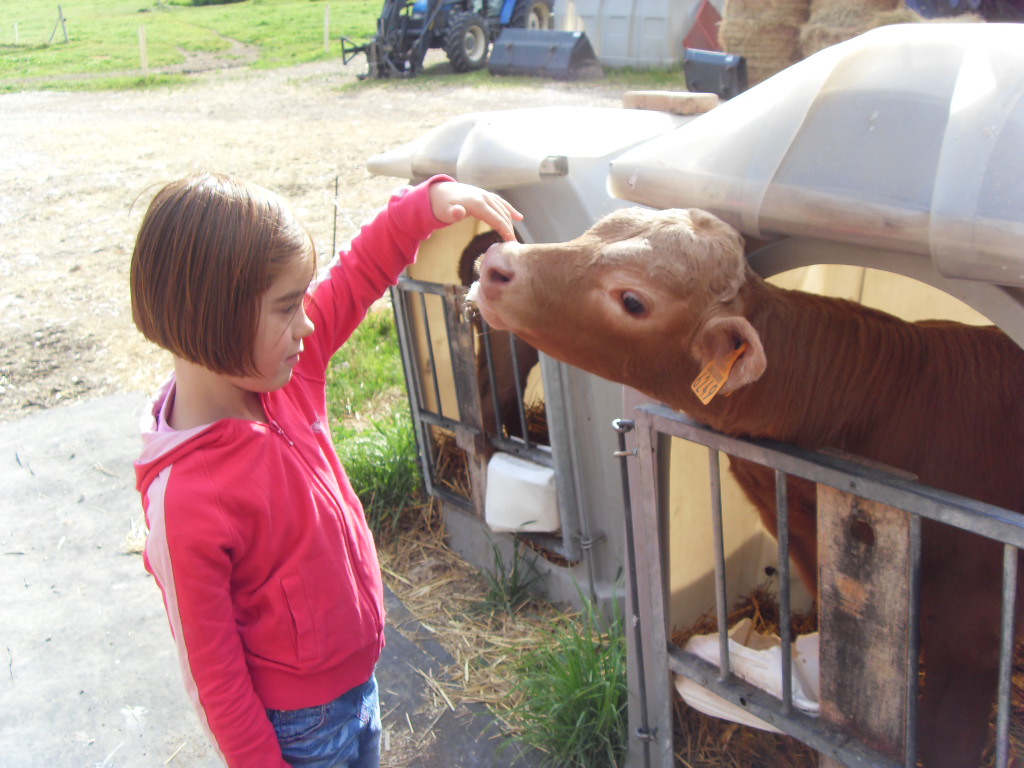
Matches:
[327,304,422,538]
[504,591,630,768]
[475,536,546,617]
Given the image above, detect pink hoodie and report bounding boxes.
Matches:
[134,176,451,766]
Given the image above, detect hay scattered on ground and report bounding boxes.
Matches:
[377,509,571,752]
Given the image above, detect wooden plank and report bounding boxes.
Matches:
[817,484,912,763]
[622,90,720,115]
[444,285,488,517]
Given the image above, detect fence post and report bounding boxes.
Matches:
[324,4,330,53]
[817,484,913,766]
[139,26,149,76]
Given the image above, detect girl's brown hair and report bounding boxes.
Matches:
[130,172,315,376]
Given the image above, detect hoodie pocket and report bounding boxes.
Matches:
[281,574,319,663]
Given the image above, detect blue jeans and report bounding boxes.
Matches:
[267,675,381,768]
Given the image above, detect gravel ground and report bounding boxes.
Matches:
[0,50,642,766]
[0,52,631,422]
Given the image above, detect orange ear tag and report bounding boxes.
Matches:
[690,342,749,405]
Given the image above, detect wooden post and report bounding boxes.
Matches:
[443,284,489,517]
[59,5,69,43]
[323,4,330,54]
[139,26,149,77]
[817,483,913,767]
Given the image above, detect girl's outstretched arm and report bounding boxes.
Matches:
[428,181,524,242]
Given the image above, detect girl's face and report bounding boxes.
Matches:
[231,254,315,394]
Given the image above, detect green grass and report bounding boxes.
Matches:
[326,305,423,538]
[0,0,688,91]
[0,0,380,86]
[475,536,546,617]
[505,592,629,768]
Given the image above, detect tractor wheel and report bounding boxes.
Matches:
[510,0,553,30]
[444,12,489,72]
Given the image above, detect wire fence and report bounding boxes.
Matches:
[4,6,71,46]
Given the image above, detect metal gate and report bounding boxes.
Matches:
[619,403,1022,768]
[389,274,587,564]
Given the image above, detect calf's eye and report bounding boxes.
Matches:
[621,291,648,316]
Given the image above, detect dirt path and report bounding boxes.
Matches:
[0,56,628,422]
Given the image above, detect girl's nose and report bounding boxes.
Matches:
[297,305,315,338]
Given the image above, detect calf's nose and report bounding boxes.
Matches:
[479,244,517,292]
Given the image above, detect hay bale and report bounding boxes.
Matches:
[800,2,981,59]
[801,1,910,57]
[799,23,858,56]
[801,0,904,57]
[724,0,812,26]
[808,0,899,20]
[721,0,809,85]
[720,17,802,85]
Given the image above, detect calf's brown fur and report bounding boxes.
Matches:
[474,206,1024,768]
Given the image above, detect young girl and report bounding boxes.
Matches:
[131,171,521,767]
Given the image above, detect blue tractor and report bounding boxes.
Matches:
[342,0,555,78]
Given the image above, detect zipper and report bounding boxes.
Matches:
[264,404,385,635]
[269,418,295,447]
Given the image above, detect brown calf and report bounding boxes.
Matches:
[473,206,1024,768]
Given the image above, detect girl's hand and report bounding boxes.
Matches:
[429,181,524,242]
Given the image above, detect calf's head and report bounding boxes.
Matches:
[473,207,767,405]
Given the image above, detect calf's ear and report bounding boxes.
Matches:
[691,316,767,393]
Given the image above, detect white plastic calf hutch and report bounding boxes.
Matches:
[368,105,691,612]
[368,22,1024,768]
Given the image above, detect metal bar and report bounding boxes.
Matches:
[667,645,903,768]
[389,286,438,500]
[632,410,676,766]
[430,482,474,514]
[639,405,1024,547]
[994,543,1020,768]
[614,419,651,767]
[412,408,471,434]
[775,469,794,714]
[395,274,449,296]
[708,447,731,681]
[508,333,531,447]
[904,514,922,768]
[479,321,504,434]
[416,292,445,418]
[486,433,554,467]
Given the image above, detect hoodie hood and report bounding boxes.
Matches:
[134,376,228,498]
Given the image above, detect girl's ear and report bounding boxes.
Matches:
[691,315,767,394]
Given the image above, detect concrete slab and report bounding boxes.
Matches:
[0,395,538,767]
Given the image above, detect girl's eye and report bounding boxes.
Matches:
[621,291,648,316]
